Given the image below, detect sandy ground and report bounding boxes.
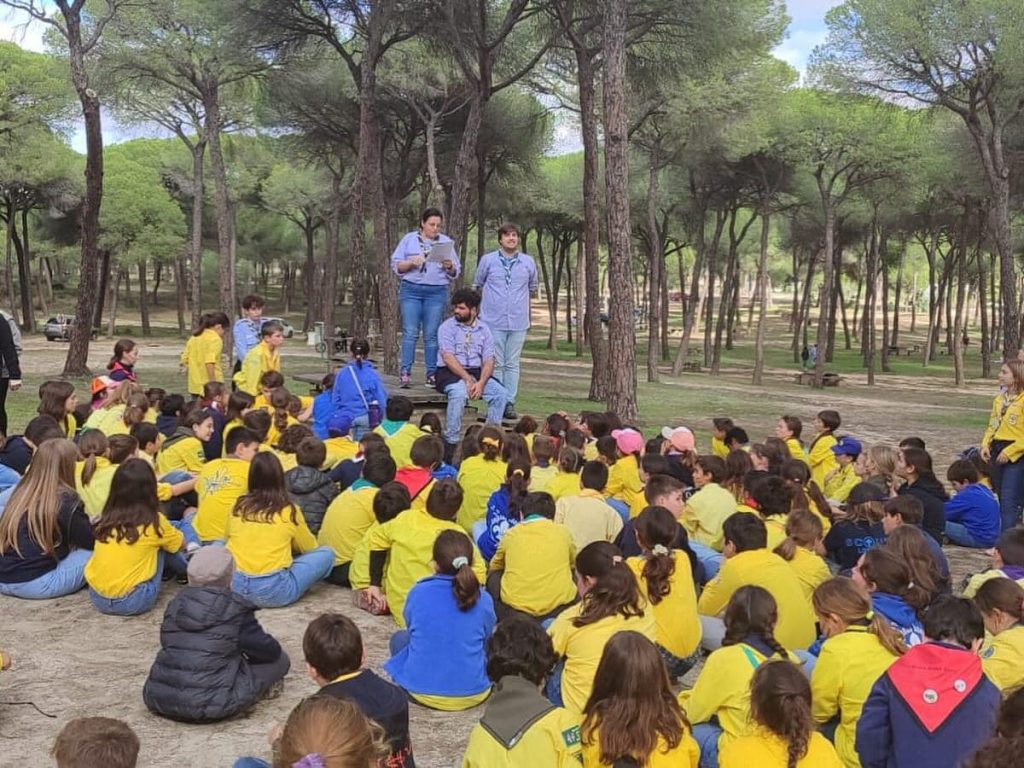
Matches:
[0,335,997,767]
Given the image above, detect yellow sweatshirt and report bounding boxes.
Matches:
[628,551,701,658]
[698,549,817,650]
[720,730,842,768]
[323,436,359,468]
[547,471,582,502]
[234,340,280,396]
[490,517,577,617]
[156,435,206,476]
[193,457,251,542]
[808,435,838,492]
[786,437,808,464]
[85,514,184,598]
[980,624,1024,693]
[782,546,832,603]
[318,484,379,566]
[225,504,318,574]
[366,506,486,628]
[530,464,558,493]
[824,463,859,503]
[457,455,508,532]
[681,482,736,550]
[711,435,729,459]
[982,392,1024,462]
[462,697,582,768]
[181,328,224,396]
[554,490,624,552]
[810,625,900,768]
[374,421,424,468]
[581,730,699,768]
[605,455,642,510]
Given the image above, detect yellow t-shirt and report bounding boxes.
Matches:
[698,549,817,650]
[234,341,280,396]
[680,643,800,749]
[318,484,378,566]
[265,415,299,449]
[765,516,788,550]
[323,436,359,468]
[457,455,508,532]
[982,391,1024,462]
[62,412,78,439]
[347,521,379,590]
[582,730,699,768]
[980,624,1024,693]
[605,455,642,509]
[530,464,558,493]
[225,504,319,574]
[720,730,842,768]
[627,551,701,659]
[547,471,582,501]
[462,694,582,768]
[783,546,832,603]
[269,448,298,472]
[681,482,737,550]
[366,506,486,628]
[786,437,808,464]
[181,328,223,396]
[156,435,206,476]
[490,517,577,616]
[964,569,1024,598]
[221,419,244,458]
[554,490,624,552]
[824,464,859,503]
[548,602,656,714]
[711,435,729,459]
[811,626,900,768]
[808,435,839,492]
[583,441,599,462]
[374,422,425,469]
[75,457,115,521]
[84,514,184,598]
[193,457,251,541]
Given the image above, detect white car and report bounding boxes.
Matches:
[263,317,295,338]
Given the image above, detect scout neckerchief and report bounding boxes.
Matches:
[498,250,519,287]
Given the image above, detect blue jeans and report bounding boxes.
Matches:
[399,281,448,377]
[488,328,528,403]
[443,378,508,445]
[689,541,724,582]
[945,521,984,547]
[232,546,335,608]
[992,457,1024,531]
[389,629,410,656]
[606,499,630,526]
[545,658,565,707]
[692,722,722,768]
[89,552,174,616]
[232,760,270,768]
[699,614,726,652]
[0,548,92,599]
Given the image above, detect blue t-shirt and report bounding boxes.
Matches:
[945,483,1001,548]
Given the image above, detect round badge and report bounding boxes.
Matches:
[954,679,967,693]
[923,689,938,704]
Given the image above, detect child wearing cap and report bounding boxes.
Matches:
[823,482,888,572]
[143,546,290,723]
[824,437,862,503]
[660,426,696,487]
[944,459,1001,549]
[604,428,644,521]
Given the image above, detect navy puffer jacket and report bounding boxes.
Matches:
[143,586,284,722]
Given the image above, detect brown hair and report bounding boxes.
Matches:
[274,696,385,768]
[780,415,802,440]
[722,586,787,658]
[303,613,363,679]
[749,661,814,768]
[885,525,943,601]
[0,440,78,556]
[502,431,530,465]
[259,370,285,390]
[277,423,314,454]
[634,506,678,605]
[269,387,291,440]
[1003,360,1024,395]
[812,577,906,657]
[52,717,139,768]
[409,434,444,468]
[77,429,109,487]
[227,390,255,422]
[723,449,753,500]
[37,380,76,435]
[121,393,150,430]
[242,409,271,442]
[433,529,480,611]
[505,459,531,519]
[476,424,504,461]
[573,542,645,628]
[94,459,163,545]
[846,499,885,526]
[532,434,556,463]
[884,495,923,525]
[425,479,463,521]
[513,414,538,435]
[974,578,1024,622]
[295,437,327,468]
[774,510,823,561]
[781,459,831,520]
[695,454,727,484]
[582,631,688,765]
[107,434,139,465]
[858,547,931,612]
[234,452,299,524]
[753,439,790,474]
[100,380,142,411]
[558,446,583,474]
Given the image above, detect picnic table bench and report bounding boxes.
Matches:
[887,344,920,356]
[293,371,451,407]
[681,361,702,372]
[793,371,843,387]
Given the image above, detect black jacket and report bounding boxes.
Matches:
[143,586,286,723]
[321,670,414,767]
[0,314,20,381]
[286,466,339,535]
[898,475,948,545]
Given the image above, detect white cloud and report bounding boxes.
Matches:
[774,28,828,80]
[784,0,843,26]
[0,8,48,53]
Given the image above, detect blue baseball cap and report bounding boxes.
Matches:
[831,436,863,458]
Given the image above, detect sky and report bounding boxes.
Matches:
[0,1,843,153]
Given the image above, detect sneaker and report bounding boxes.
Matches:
[263,679,285,701]
[425,374,436,388]
[400,372,411,389]
[503,404,517,420]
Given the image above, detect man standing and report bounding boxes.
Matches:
[434,288,508,460]
[473,223,537,420]
[233,294,265,373]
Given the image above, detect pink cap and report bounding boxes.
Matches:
[611,428,644,455]
[661,426,695,452]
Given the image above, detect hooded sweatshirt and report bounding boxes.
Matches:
[285,465,339,535]
[897,475,947,545]
[871,593,923,648]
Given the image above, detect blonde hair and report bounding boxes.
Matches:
[813,577,906,658]
[774,510,823,562]
[867,445,898,481]
[274,696,386,768]
[101,381,142,411]
[0,440,79,557]
[77,430,109,487]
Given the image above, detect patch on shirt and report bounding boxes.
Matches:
[982,646,995,659]
[562,725,581,747]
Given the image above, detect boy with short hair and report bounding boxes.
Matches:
[285,436,339,535]
[724,426,749,452]
[52,717,140,768]
[364,479,486,625]
[462,617,582,767]
[233,293,265,374]
[825,436,862,503]
[130,422,162,465]
[303,612,413,767]
[374,395,424,468]
[680,455,735,580]
[190,427,260,543]
[856,596,1000,768]
[349,482,412,598]
[963,528,1024,597]
[883,495,951,589]
[944,459,1001,548]
[394,434,444,511]
[554,460,623,551]
[614,473,686,557]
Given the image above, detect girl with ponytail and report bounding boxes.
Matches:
[720,660,842,768]
[781,459,832,530]
[628,506,701,679]
[681,586,800,768]
[974,577,1024,693]
[546,541,654,713]
[475,459,531,560]
[456,425,507,531]
[809,577,904,767]
[384,529,495,711]
[774,511,830,601]
[852,548,926,647]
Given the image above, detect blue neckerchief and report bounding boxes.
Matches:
[498,251,519,287]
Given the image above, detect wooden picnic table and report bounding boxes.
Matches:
[793,371,843,387]
[887,344,920,356]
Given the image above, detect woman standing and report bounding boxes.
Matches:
[391,207,460,389]
[982,361,1024,531]
[180,312,228,398]
[107,339,139,383]
[0,312,21,435]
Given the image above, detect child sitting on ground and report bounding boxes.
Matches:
[944,458,1001,549]
[302,613,413,765]
[156,393,185,438]
[776,415,807,464]
[808,410,841,491]
[374,395,424,468]
[823,482,887,572]
[973,578,1024,694]
[156,409,213,478]
[554,460,623,552]
[852,547,927,647]
[773,511,830,601]
[711,417,734,459]
[348,483,412,608]
[963,528,1024,597]
[488,492,577,622]
[882,495,951,588]
[530,435,558,492]
[457,426,508,533]
[463,616,583,767]
[394,434,444,510]
[364,480,486,626]
[476,459,531,561]
[285,436,338,535]
[201,382,229,460]
[385,530,496,711]
[221,391,254,456]
[824,436,862,503]
[680,455,735,580]
[188,427,259,544]
[604,428,644,520]
[143,546,289,723]
[547,446,583,502]
[52,717,140,768]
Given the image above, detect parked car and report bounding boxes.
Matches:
[263,317,295,338]
[43,315,97,341]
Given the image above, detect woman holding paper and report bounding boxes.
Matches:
[391,207,461,389]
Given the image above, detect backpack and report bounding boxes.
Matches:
[0,311,21,353]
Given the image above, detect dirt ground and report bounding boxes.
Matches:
[0,335,996,767]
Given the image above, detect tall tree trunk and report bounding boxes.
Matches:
[672,201,716,374]
[107,267,121,337]
[753,211,771,385]
[174,256,186,335]
[321,173,343,333]
[789,244,800,335]
[447,95,484,270]
[17,209,33,331]
[188,141,205,328]
[953,228,968,387]
[475,138,486,271]
[138,259,150,336]
[813,189,836,388]
[864,213,878,385]
[978,244,991,378]
[646,157,662,383]
[602,0,637,420]
[93,250,110,329]
[575,236,585,357]
[151,262,161,304]
[891,241,905,346]
[3,206,18,327]
[202,86,235,361]
[302,220,316,333]
[793,249,815,363]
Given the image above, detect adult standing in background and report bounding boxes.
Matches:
[391,208,460,389]
[473,223,537,420]
[233,294,265,379]
[982,360,1024,531]
[107,339,139,383]
[0,313,20,435]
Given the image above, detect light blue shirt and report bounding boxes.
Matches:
[390,231,461,286]
[233,317,263,361]
[436,317,495,370]
[473,250,538,332]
